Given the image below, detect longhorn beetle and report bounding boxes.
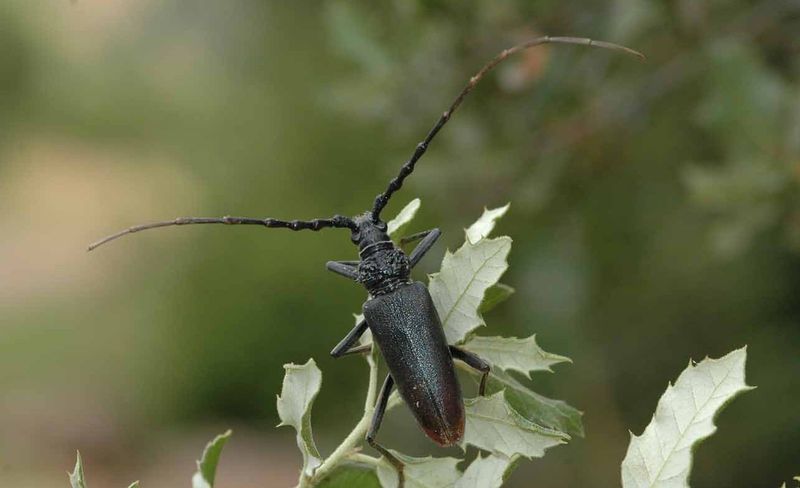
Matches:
[90,37,642,483]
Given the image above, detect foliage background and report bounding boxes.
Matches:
[0,1,798,486]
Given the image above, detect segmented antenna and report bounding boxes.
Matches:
[370,36,644,222]
[88,214,357,251]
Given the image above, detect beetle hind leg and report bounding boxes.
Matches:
[367,375,405,486]
[449,346,491,396]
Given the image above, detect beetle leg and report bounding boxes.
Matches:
[367,375,405,486]
[326,260,359,280]
[449,346,491,396]
[330,319,369,358]
[405,228,441,268]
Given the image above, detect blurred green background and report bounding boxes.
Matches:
[1,1,798,486]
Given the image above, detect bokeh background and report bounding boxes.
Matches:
[1,1,799,487]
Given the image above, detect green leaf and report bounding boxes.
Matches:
[621,347,753,488]
[69,452,87,488]
[478,283,515,314]
[192,430,231,488]
[455,454,516,488]
[376,451,461,488]
[430,236,511,344]
[462,334,570,377]
[128,483,140,488]
[465,204,510,244]
[277,359,324,477]
[387,198,421,238]
[462,392,569,459]
[479,369,584,438]
[316,463,381,488]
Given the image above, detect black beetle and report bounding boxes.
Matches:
[89,36,642,482]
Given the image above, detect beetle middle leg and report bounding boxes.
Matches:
[449,346,491,396]
[367,374,405,486]
[330,318,370,358]
[403,228,441,267]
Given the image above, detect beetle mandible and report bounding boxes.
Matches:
[89,36,643,482]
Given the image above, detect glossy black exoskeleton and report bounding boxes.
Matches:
[89,37,642,482]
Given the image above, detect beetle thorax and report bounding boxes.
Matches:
[357,243,411,296]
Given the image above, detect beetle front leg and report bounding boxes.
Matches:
[449,346,491,396]
[330,318,369,358]
[326,260,359,281]
[404,228,441,268]
[367,374,405,486]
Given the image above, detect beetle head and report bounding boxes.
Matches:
[350,212,389,250]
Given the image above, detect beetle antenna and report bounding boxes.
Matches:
[88,214,357,251]
[370,36,644,221]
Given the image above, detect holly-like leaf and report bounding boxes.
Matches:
[69,452,87,488]
[462,392,569,459]
[466,204,510,244]
[430,236,511,344]
[192,430,231,488]
[477,369,584,438]
[317,463,381,488]
[621,347,753,488]
[277,359,324,477]
[387,198,421,238]
[455,454,516,488]
[478,283,515,314]
[463,335,570,377]
[376,451,461,488]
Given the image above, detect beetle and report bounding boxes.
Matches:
[89,36,642,483]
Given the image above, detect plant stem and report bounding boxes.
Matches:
[301,345,381,487]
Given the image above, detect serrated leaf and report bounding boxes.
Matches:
[192,430,231,488]
[478,283,515,314]
[277,359,323,477]
[430,236,511,344]
[376,451,461,488]
[317,463,381,488]
[387,198,421,238]
[462,392,569,459]
[621,347,753,488]
[455,454,516,488]
[466,204,510,244]
[69,452,87,488]
[463,334,570,377]
[477,368,584,438]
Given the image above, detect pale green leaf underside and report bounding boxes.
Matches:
[430,236,511,344]
[455,454,515,488]
[376,451,461,488]
[462,392,569,459]
[192,430,232,488]
[387,198,421,238]
[69,452,87,488]
[463,334,570,377]
[128,482,140,488]
[277,358,324,477]
[466,204,510,244]
[621,347,753,488]
[476,368,584,438]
